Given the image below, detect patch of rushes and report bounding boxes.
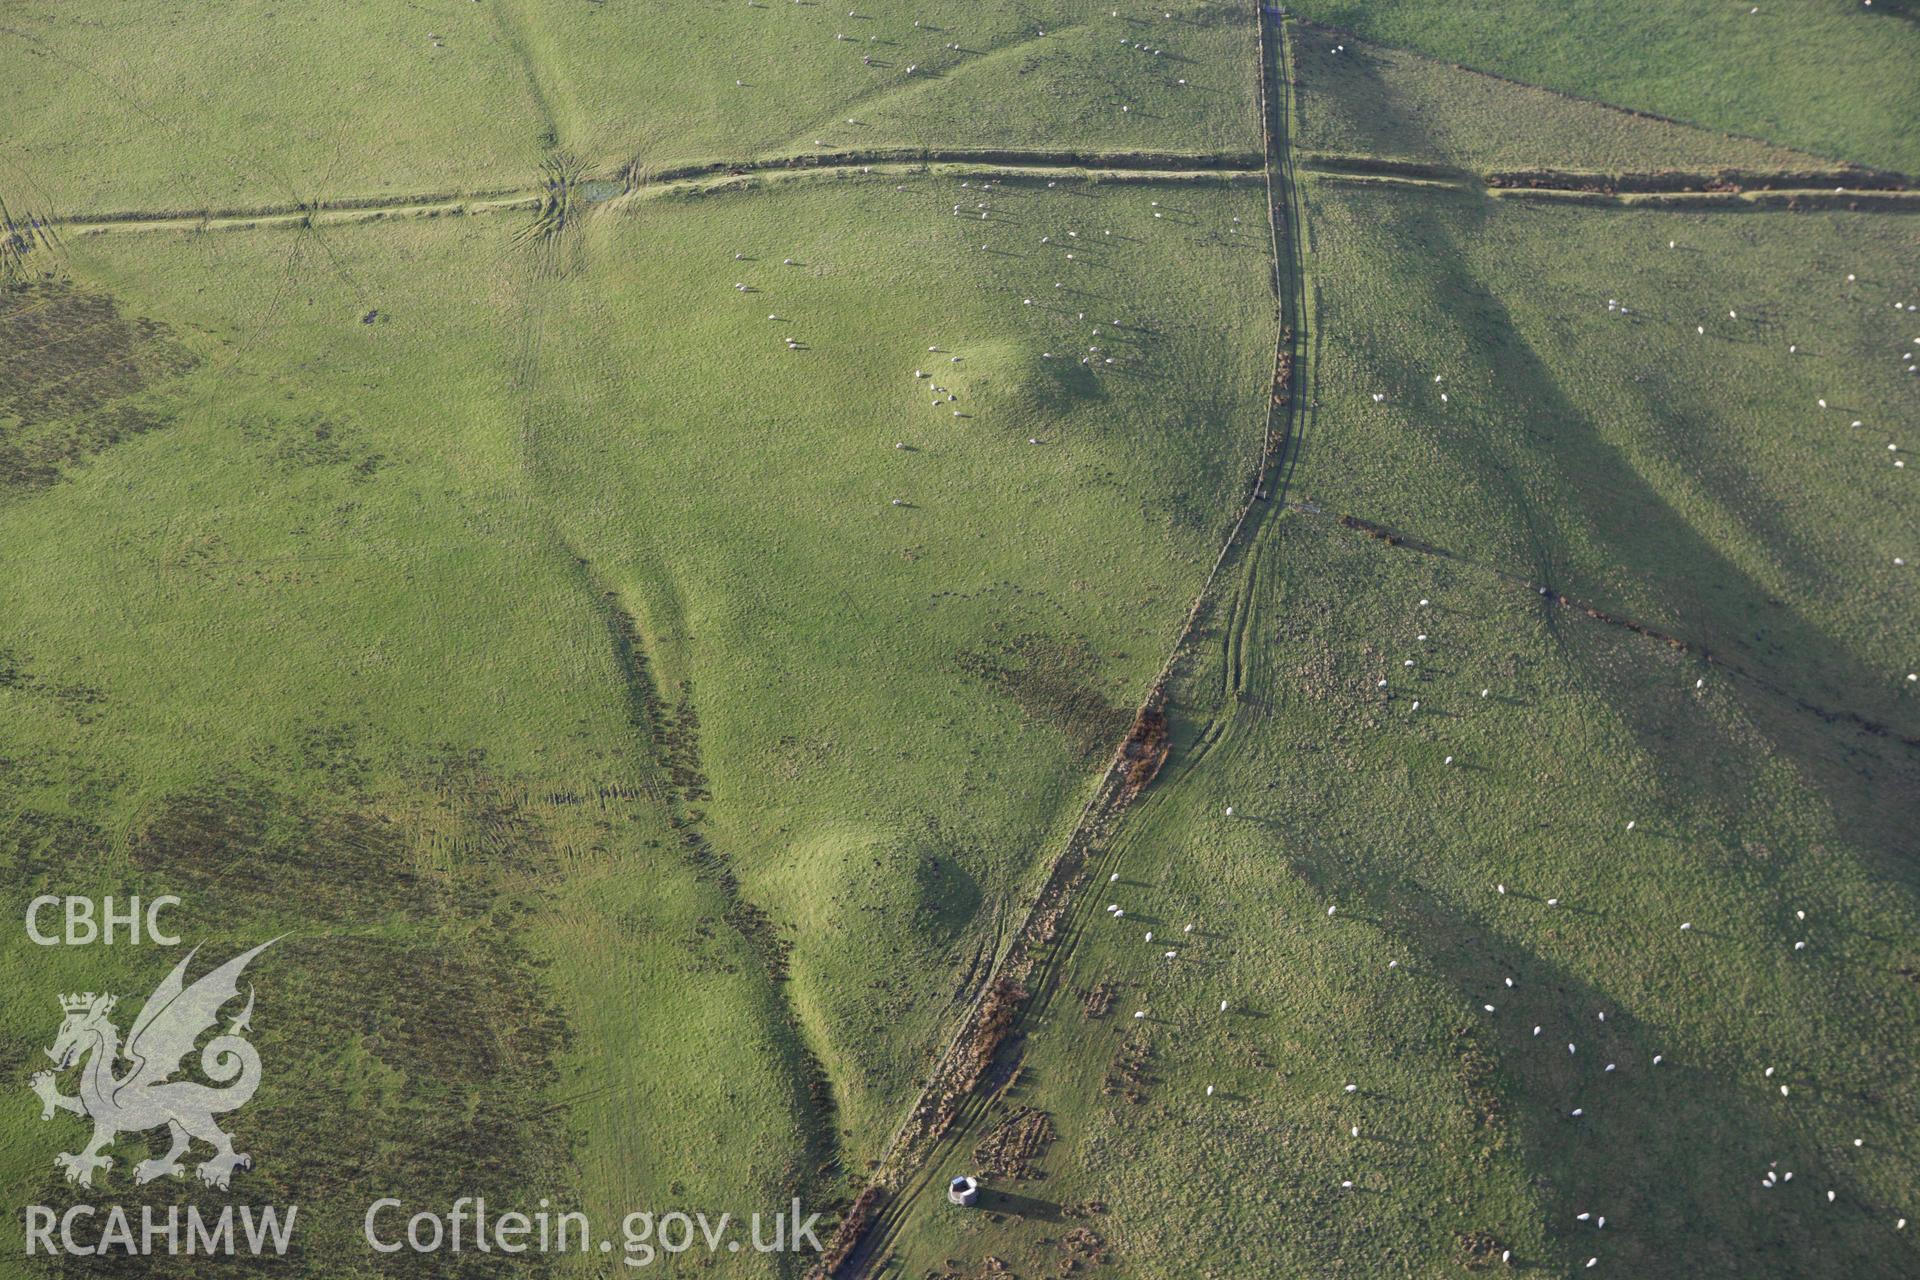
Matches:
[0,281,200,496]
[2,751,578,1277]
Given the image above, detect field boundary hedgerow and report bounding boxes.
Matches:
[20,149,1258,236]
[1298,153,1920,211]
[18,148,1913,255]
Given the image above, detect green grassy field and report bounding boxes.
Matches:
[1292,190,1919,735]
[1292,29,1830,174]
[888,510,1920,1277]
[3,3,1917,1277]
[1286,0,1920,174]
[0,1,1260,215]
[0,167,1272,1271]
[506,172,1275,1157]
[880,178,1920,1278]
[0,213,821,1269]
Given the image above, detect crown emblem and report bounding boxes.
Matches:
[58,992,112,1015]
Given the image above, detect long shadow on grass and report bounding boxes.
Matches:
[1310,50,1918,886]
[1226,519,1916,1272]
[1345,185,1919,882]
[1292,835,1902,1277]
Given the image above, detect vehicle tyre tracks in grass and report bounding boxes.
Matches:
[811,6,1310,1274]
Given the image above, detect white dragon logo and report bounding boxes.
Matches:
[29,941,274,1190]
